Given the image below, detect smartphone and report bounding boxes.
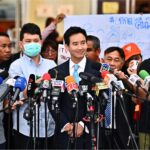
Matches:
[130,60,139,70]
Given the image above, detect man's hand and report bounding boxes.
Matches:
[114,69,127,80]
[64,123,73,135]
[11,100,24,110]
[71,123,84,138]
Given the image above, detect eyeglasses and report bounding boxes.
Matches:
[43,47,57,54]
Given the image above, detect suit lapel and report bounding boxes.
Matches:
[84,58,100,77]
[84,58,91,72]
[60,60,70,77]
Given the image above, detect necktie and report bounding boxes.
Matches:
[73,64,79,85]
[105,88,112,128]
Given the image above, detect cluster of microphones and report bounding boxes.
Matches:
[0,63,150,113]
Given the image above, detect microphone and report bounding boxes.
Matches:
[50,79,65,110]
[79,80,89,96]
[100,63,110,72]
[48,68,65,80]
[139,70,149,80]
[41,73,51,89]
[65,76,78,93]
[0,70,9,84]
[92,62,114,74]
[95,82,109,100]
[86,93,95,112]
[128,74,142,87]
[65,76,78,107]
[139,70,150,91]
[52,79,65,93]
[79,72,102,83]
[101,71,124,91]
[27,74,36,97]
[40,73,51,98]
[12,77,27,102]
[0,76,19,102]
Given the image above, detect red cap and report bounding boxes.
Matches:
[101,71,109,79]
[122,43,141,61]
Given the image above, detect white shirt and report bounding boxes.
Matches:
[9,55,56,137]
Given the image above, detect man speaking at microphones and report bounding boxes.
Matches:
[48,26,100,149]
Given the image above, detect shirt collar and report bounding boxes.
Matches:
[70,56,86,70]
[69,56,86,70]
[22,54,43,65]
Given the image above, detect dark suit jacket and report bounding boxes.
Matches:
[48,58,100,149]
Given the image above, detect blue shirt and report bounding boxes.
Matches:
[9,55,56,137]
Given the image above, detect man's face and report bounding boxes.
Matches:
[86,40,100,62]
[20,33,42,49]
[65,33,87,62]
[0,36,12,62]
[104,50,124,70]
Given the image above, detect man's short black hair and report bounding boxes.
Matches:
[104,46,125,60]
[20,23,42,40]
[87,35,100,51]
[0,32,9,38]
[64,26,87,45]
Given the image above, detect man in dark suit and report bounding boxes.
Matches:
[49,26,100,149]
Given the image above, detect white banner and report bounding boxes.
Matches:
[64,14,150,60]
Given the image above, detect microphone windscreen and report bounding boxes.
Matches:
[139,70,149,80]
[14,77,27,91]
[101,71,109,79]
[42,73,51,81]
[65,76,78,93]
[65,76,75,84]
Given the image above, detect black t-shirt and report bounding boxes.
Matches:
[0,53,20,71]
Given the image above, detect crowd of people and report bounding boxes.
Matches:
[0,13,150,150]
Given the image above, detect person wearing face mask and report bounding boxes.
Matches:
[9,23,56,149]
